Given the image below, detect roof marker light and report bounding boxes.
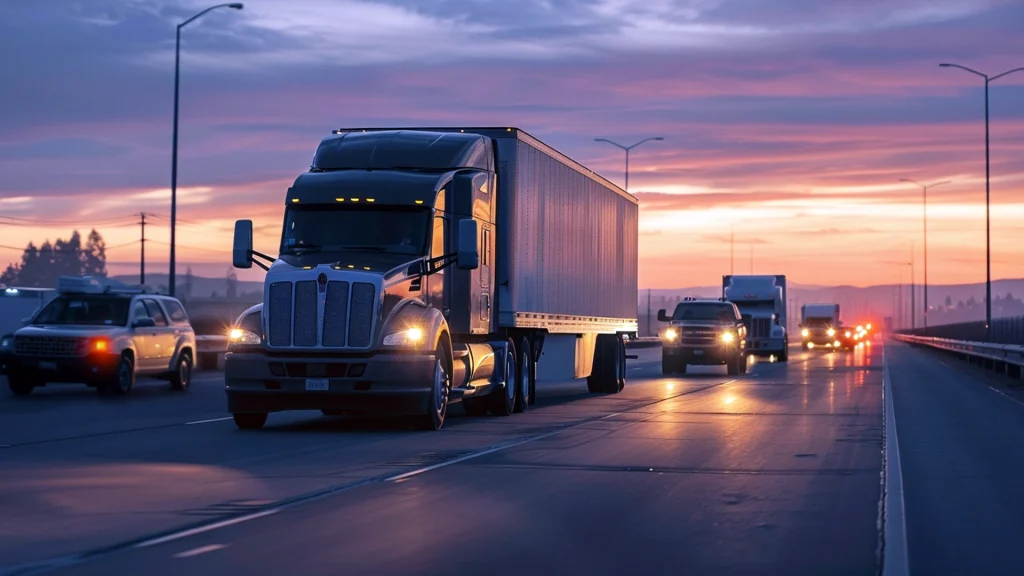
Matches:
[415,200,424,204]
[291,198,299,203]
[335,198,345,202]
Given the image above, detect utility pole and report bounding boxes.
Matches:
[910,242,915,329]
[140,212,146,285]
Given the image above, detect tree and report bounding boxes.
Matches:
[945,295,953,308]
[0,230,108,287]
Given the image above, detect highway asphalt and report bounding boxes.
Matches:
[887,340,1024,576]
[1,345,886,575]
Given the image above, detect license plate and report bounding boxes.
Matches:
[39,361,57,370]
[693,349,703,356]
[305,378,329,391]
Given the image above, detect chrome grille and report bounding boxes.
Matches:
[348,282,375,347]
[268,282,293,346]
[750,318,771,338]
[680,328,719,346]
[15,335,86,357]
[265,277,378,349]
[322,281,350,347]
[293,281,318,347]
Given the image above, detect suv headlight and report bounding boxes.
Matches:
[229,329,261,346]
[383,327,424,347]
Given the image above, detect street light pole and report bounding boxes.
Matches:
[900,178,951,328]
[170,3,244,296]
[939,63,1024,338]
[593,136,664,193]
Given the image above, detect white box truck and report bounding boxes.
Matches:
[722,274,788,361]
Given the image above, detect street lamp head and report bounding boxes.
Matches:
[228,3,244,8]
[938,63,952,67]
[653,137,664,141]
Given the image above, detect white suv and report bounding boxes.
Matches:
[3,276,197,396]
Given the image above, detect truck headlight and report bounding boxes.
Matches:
[663,328,678,342]
[229,329,261,346]
[721,331,735,343]
[826,328,836,337]
[845,331,851,337]
[383,327,424,347]
[801,329,809,337]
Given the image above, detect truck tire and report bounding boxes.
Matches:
[617,337,626,392]
[417,342,452,430]
[490,338,517,416]
[588,334,622,394]
[170,351,192,391]
[727,356,739,376]
[514,336,532,413]
[779,341,789,362]
[101,354,134,396]
[233,413,267,430]
[740,354,748,375]
[7,375,36,396]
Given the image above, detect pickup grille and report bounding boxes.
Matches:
[14,335,86,357]
[266,278,378,349]
[680,329,720,346]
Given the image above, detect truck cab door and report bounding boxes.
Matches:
[429,214,450,320]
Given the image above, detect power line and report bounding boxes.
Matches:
[0,214,140,228]
[145,239,226,254]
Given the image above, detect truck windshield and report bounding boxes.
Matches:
[672,304,736,321]
[280,205,430,256]
[32,296,131,326]
[805,318,832,327]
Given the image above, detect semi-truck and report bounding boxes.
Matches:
[722,274,788,361]
[228,127,639,431]
[799,303,841,349]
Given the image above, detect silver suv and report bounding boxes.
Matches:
[3,276,197,396]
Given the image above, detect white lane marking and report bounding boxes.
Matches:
[135,509,280,549]
[174,544,228,558]
[384,412,622,483]
[184,417,234,425]
[882,347,910,576]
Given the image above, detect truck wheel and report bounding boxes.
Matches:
[490,338,517,416]
[7,375,36,396]
[417,343,452,430]
[727,356,739,376]
[170,351,192,391]
[616,337,626,392]
[233,413,267,430]
[102,354,134,396]
[587,334,622,394]
[514,337,532,413]
[779,343,789,362]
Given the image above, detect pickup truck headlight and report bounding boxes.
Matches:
[721,331,735,343]
[801,328,809,337]
[826,328,836,337]
[229,329,261,346]
[383,327,424,347]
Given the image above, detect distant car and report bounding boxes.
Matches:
[658,298,748,376]
[2,276,197,396]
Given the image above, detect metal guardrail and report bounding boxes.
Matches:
[625,337,661,349]
[893,333,1024,378]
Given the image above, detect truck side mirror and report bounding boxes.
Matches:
[233,220,254,269]
[456,219,479,270]
[657,309,669,322]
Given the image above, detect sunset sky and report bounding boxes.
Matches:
[1,0,1022,289]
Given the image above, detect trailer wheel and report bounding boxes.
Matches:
[588,334,622,394]
[490,338,517,416]
[616,337,626,392]
[514,336,532,413]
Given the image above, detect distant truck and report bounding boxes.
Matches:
[722,274,788,361]
[229,127,639,431]
[799,303,841,349]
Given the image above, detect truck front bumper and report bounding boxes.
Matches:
[224,350,437,416]
[0,353,119,383]
[662,343,739,365]
[746,337,786,356]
